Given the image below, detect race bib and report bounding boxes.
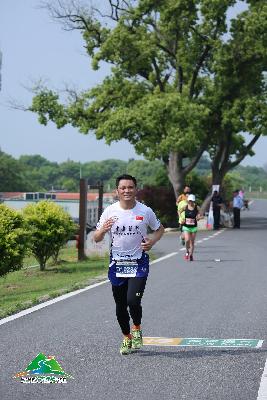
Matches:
[185,218,195,226]
[115,260,138,277]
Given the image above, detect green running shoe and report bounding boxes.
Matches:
[120,337,132,355]
[132,329,143,349]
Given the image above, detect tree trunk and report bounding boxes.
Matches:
[167,151,185,198]
[203,131,261,212]
[39,257,46,271]
[40,263,45,271]
[166,148,206,199]
[200,169,225,214]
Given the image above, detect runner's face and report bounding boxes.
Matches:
[184,187,191,194]
[116,179,137,202]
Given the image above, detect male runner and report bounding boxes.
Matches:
[94,174,164,355]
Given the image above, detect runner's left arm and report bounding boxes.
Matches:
[140,207,164,251]
[141,224,165,252]
[196,206,204,220]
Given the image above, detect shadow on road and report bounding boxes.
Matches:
[134,347,267,359]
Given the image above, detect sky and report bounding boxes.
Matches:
[0,0,266,167]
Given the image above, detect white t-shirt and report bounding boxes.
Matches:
[96,201,161,260]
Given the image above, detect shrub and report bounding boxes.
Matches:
[0,204,29,277]
[23,201,76,271]
[137,186,178,227]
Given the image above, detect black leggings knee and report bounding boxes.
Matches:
[112,277,147,335]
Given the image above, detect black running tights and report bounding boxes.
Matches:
[112,277,147,335]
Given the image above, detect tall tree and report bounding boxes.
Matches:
[201,0,267,209]
[31,0,266,198]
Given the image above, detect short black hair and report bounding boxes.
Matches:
[116,174,137,188]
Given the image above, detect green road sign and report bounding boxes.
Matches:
[143,337,263,348]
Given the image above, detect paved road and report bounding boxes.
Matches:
[1,200,267,400]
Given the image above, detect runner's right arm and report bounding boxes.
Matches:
[93,218,115,242]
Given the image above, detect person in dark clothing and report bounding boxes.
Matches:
[211,190,223,230]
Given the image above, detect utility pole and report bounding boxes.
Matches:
[78,178,88,261]
[97,181,104,220]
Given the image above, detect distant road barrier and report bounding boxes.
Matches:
[248,191,267,200]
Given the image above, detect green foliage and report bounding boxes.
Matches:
[19,154,55,169]
[236,165,267,191]
[127,159,169,187]
[83,159,127,189]
[29,0,267,198]
[0,205,29,277]
[185,171,210,202]
[23,201,76,271]
[220,173,245,204]
[2,146,267,201]
[206,1,267,183]
[0,151,37,191]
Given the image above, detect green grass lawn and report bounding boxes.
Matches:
[0,245,109,319]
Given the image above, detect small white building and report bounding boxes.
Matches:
[0,191,116,226]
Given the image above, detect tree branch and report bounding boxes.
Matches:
[152,59,164,91]
[39,0,103,44]
[107,0,132,19]
[229,133,261,169]
[189,44,211,99]
[189,16,223,99]
[220,131,232,173]
[178,65,183,93]
[183,141,208,175]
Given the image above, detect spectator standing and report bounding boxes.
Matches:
[233,190,243,228]
[211,190,223,230]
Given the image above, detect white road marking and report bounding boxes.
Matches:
[0,228,226,326]
[0,280,109,326]
[257,358,267,400]
[151,252,178,264]
[0,252,179,326]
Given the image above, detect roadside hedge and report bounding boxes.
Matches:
[23,201,76,271]
[0,204,29,277]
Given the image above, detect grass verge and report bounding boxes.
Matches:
[0,245,108,319]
